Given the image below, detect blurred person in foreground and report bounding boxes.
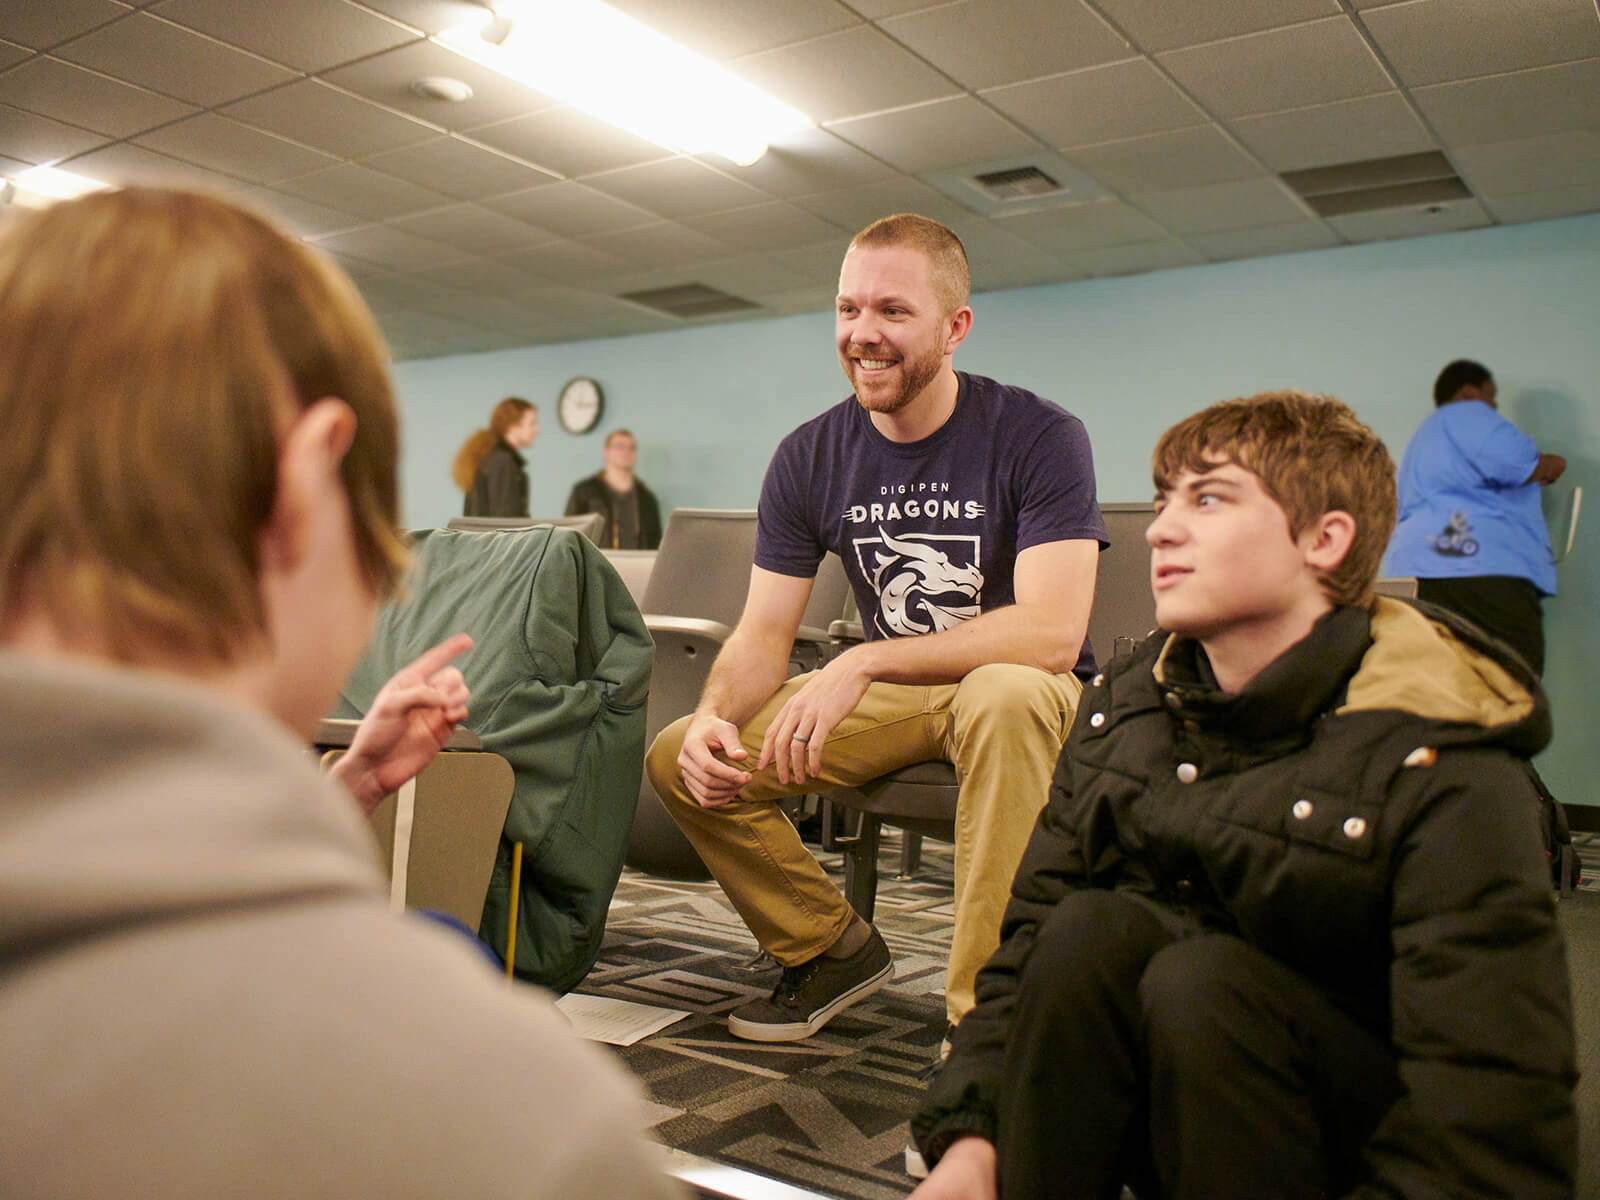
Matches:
[911,392,1575,1200]
[0,187,680,1200]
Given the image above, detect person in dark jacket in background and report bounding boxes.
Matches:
[565,428,662,548]
[452,396,537,517]
[911,391,1576,1200]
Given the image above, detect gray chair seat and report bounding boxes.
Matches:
[828,762,958,924]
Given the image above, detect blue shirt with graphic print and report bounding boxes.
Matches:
[756,371,1107,677]
[1384,398,1555,594]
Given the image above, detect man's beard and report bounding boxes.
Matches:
[846,340,943,414]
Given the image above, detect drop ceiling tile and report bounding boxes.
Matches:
[971,251,1085,292]
[0,103,108,165]
[1325,198,1491,241]
[319,39,555,131]
[768,237,852,283]
[581,221,733,269]
[684,201,847,252]
[746,283,838,315]
[0,56,196,139]
[310,223,467,271]
[1158,17,1393,118]
[518,285,658,321]
[274,162,454,220]
[503,239,630,281]
[675,252,807,297]
[356,0,486,36]
[825,96,1039,174]
[1361,0,1600,87]
[731,25,959,126]
[1066,125,1265,193]
[719,127,898,198]
[982,59,1206,149]
[1412,59,1600,145]
[1130,178,1310,234]
[0,39,31,70]
[467,107,667,179]
[1454,131,1600,196]
[997,201,1169,252]
[58,141,251,194]
[405,257,545,298]
[365,136,560,201]
[604,0,862,60]
[389,203,552,254]
[792,176,970,231]
[584,157,769,220]
[1186,221,1340,261]
[848,0,949,16]
[936,215,1044,263]
[420,293,544,333]
[234,186,367,237]
[136,114,338,184]
[0,0,129,51]
[1091,0,1340,53]
[1484,182,1600,224]
[222,81,441,159]
[879,0,1129,92]
[54,13,296,107]
[1062,238,1206,277]
[482,181,654,237]
[1228,91,1435,172]
[151,0,416,73]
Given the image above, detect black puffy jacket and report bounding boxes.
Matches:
[914,599,1576,1198]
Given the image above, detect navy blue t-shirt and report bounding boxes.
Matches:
[756,372,1106,676]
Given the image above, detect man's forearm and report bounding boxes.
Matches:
[847,603,1084,686]
[696,628,796,727]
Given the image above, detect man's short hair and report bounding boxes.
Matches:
[605,428,636,447]
[848,213,970,316]
[1152,391,1397,607]
[1433,359,1492,407]
[0,187,409,661]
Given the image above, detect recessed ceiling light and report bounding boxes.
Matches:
[434,0,812,166]
[2,165,110,207]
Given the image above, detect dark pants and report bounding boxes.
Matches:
[996,891,1400,1200]
[1416,575,1544,677]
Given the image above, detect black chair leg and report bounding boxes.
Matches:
[896,831,923,878]
[839,814,881,923]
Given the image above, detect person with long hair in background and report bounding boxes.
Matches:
[452,396,538,517]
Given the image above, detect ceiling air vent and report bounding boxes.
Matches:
[1282,151,1471,217]
[972,165,1065,202]
[618,283,761,319]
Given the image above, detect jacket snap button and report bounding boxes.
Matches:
[1092,674,1104,687]
[1164,692,1182,709]
[1176,762,1198,783]
[1292,799,1313,820]
[1343,817,1367,839]
[1089,712,1106,728]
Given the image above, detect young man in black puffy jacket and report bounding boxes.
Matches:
[911,391,1576,1200]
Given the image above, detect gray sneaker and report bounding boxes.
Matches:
[727,926,892,1042]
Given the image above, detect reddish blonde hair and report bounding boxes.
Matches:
[451,397,535,492]
[0,187,408,661]
[1152,391,1396,606]
[848,213,970,316]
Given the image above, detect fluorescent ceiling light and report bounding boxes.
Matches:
[3,165,110,207]
[434,1,811,167]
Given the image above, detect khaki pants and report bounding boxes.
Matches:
[646,663,1082,1026]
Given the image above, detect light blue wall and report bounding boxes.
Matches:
[394,213,1600,807]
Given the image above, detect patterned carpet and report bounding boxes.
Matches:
[578,832,952,1200]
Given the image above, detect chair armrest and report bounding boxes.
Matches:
[313,717,483,751]
[643,614,736,643]
[828,618,865,643]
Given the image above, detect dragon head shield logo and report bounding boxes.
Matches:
[860,526,983,636]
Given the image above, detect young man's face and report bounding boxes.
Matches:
[1147,461,1330,642]
[835,244,954,416]
[604,434,637,471]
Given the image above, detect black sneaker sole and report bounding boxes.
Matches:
[727,958,894,1042]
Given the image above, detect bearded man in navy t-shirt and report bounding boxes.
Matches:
[646,213,1107,1052]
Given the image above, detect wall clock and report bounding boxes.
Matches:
[558,376,604,434]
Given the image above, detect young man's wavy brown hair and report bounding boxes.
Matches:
[1152,391,1397,607]
[0,186,410,662]
[848,213,970,316]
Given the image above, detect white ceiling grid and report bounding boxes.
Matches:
[0,0,1595,360]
